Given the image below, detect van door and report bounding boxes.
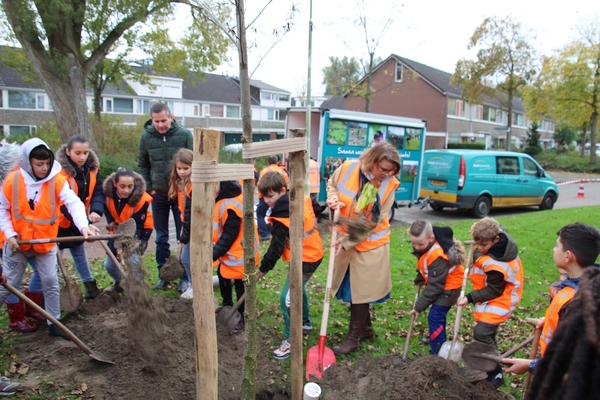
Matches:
[519,156,545,205]
[495,156,522,206]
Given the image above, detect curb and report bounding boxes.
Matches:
[557,178,600,186]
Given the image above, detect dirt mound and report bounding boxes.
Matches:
[10,294,511,399]
[317,355,512,400]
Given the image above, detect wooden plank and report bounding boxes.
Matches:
[191,162,254,183]
[241,137,306,159]
[288,129,306,400]
[191,128,220,400]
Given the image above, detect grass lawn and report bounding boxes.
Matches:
[1,205,599,398]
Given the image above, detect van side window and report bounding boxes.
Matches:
[523,158,539,176]
[497,157,520,175]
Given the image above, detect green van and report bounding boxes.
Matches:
[419,150,559,218]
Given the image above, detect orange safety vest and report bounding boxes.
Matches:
[270,195,324,263]
[540,285,577,356]
[308,159,320,194]
[105,193,154,230]
[258,164,289,199]
[58,167,99,228]
[334,160,399,252]
[4,171,66,253]
[469,255,524,324]
[177,185,193,222]
[417,243,464,290]
[212,194,260,279]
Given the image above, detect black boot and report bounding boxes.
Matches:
[83,280,101,300]
[360,313,375,341]
[48,323,75,341]
[333,321,364,355]
[486,364,504,389]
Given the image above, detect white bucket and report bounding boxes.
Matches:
[303,382,322,400]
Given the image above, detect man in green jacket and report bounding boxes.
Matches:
[137,103,193,290]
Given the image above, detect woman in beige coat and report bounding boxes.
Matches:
[326,142,401,354]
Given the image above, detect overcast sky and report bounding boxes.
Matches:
[211,0,599,97]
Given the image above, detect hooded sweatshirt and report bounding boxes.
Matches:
[0,138,89,240]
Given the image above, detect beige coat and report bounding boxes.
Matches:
[326,166,395,304]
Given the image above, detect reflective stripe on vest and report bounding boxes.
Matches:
[470,255,524,324]
[335,160,399,251]
[540,286,576,356]
[308,159,320,194]
[417,243,463,290]
[104,192,154,230]
[12,173,58,225]
[59,168,99,229]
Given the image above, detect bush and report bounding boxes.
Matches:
[447,142,486,150]
[524,146,542,157]
[535,151,600,173]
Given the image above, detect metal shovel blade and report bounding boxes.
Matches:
[306,337,336,381]
[462,341,501,372]
[438,340,464,362]
[57,252,83,313]
[216,293,245,332]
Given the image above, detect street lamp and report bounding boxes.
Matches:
[205,113,211,129]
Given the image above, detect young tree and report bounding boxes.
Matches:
[553,124,578,152]
[322,56,361,96]
[524,121,542,156]
[452,16,536,151]
[0,0,230,146]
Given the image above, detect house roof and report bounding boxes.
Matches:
[0,47,42,89]
[249,79,289,94]
[363,54,525,113]
[321,95,344,110]
[182,73,260,106]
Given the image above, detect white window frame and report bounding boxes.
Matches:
[395,61,403,82]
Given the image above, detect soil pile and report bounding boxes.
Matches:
[10,294,512,400]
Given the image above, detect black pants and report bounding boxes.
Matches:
[217,265,245,320]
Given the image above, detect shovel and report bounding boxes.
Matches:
[2,282,115,364]
[216,292,245,332]
[402,283,423,360]
[462,336,535,371]
[56,251,83,312]
[438,240,475,361]
[306,205,343,381]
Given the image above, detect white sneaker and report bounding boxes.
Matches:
[272,339,291,360]
[181,286,194,299]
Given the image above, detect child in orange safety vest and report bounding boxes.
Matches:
[102,168,154,293]
[502,222,600,377]
[408,220,465,355]
[256,171,324,360]
[0,138,99,340]
[457,217,524,389]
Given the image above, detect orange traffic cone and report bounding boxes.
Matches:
[576,181,586,198]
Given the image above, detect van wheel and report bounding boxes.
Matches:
[539,192,556,210]
[429,202,444,211]
[471,196,491,218]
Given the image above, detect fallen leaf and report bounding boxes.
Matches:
[81,383,88,392]
[433,382,439,389]
[17,365,29,375]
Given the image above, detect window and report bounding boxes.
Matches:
[36,95,45,109]
[193,105,200,116]
[202,104,210,116]
[447,98,464,117]
[497,157,520,175]
[9,126,32,136]
[104,99,112,112]
[277,94,289,102]
[476,105,483,120]
[278,109,287,121]
[209,104,223,117]
[261,92,272,100]
[0,90,3,108]
[226,105,240,119]
[8,91,35,109]
[395,61,403,82]
[513,113,524,127]
[267,109,279,120]
[114,98,133,113]
[523,157,539,177]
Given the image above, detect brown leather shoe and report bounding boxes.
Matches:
[360,314,375,341]
[333,321,364,355]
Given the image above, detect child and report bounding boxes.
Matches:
[257,171,324,360]
[56,135,103,299]
[502,222,600,376]
[167,149,193,299]
[0,138,98,339]
[102,168,154,292]
[457,216,524,388]
[408,220,465,355]
[548,268,568,300]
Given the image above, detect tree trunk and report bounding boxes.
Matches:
[365,52,374,113]
[580,124,587,158]
[506,90,513,152]
[93,85,103,122]
[589,111,598,165]
[236,1,258,399]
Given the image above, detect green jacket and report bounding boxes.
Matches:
[137,119,193,195]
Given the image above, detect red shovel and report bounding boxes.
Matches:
[306,206,342,381]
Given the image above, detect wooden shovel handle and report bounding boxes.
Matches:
[18,234,119,245]
[56,251,74,291]
[99,240,127,278]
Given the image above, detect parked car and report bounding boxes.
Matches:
[419,150,559,218]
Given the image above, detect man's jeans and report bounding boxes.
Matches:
[152,193,189,282]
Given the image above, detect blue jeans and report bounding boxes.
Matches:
[180,243,191,284]
[152,193,189,282]
[280,275,310,339]
[103,240,143,282]
[428,304,451,355]
[6,256,42,304]
[256,198,270,238]
[62,244,93,282]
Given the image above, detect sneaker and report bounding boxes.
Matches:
[259,234,272,242]
[181,286,194,299]
[272,339,291,360]
[176,280,190,293]
[48,323,74,341]
[0,377,23,395]
[153,279,167,290]
[486,372,505,389]
[420,337,430,345]
[302,319,313,332]
[103,281,123,294]
[231,319,245,334]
